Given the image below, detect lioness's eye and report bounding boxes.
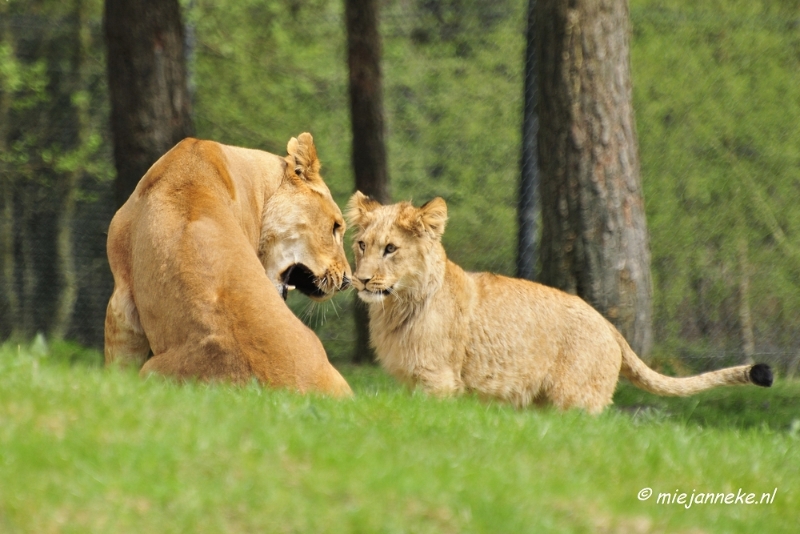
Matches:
[333,221,341,235]
[384,244,397,255]
[358,241,366,252]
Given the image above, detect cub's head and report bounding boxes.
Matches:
[260,133,351,302]
[347,191,448,304]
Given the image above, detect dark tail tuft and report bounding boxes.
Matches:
[749,363,773,388]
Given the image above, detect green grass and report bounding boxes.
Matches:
[1,343,798,533]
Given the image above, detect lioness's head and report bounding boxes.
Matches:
[260,133,351,302]
[347,191,448,304]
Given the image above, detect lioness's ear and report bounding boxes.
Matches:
[286,132,320,180]
[417,197,447,239]
[347,191,381,228]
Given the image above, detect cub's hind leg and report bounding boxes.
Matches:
[104,287,151,370]
[547,376,617,415]
[544,341,621,414]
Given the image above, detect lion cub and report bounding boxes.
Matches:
[347,192,773,413]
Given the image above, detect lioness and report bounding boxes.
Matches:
[347,192,773,413]
[104,134,352,396]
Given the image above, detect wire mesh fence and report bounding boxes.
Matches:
[1,0,798,374]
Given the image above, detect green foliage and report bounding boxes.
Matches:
[382,0,525,274]
[187,0,352,200]
[1,346,798,532]
[630,0,800,355]
[0,43,47,111]
[1,0,110,182]
[0,32,49,171]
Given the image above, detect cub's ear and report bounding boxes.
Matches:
[285,132,320,180]
[347,191,381,228]
[417,197,447,239]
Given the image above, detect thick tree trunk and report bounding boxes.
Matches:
[536,0,653,357]
[345,0,389,364]
[345,0,390,204]
[104,0,194,208]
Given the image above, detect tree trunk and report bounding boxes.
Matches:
[0,2,20,340]
[345,0,389,364]
[738,238,755,363]
[104,0,194,208]
[536,0,653,358]
[345,0,390,204]
[19,186,37,337]
[517,0,540,281]
[0,172,16,340]
[50,0,94,340]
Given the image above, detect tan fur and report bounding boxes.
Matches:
[347,192,772,413]
[104,134,352,396]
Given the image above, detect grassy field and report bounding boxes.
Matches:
[1,341,798,533]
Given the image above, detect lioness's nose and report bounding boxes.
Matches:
[358,277,371,286]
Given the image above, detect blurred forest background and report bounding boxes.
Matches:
[1,0,798,374]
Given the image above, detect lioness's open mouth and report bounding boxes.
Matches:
[280,264,327,300]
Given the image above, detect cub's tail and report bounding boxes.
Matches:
[615,331,773,397]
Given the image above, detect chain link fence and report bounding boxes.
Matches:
[1,0,798,374]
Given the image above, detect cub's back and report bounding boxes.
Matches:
[463,272,618,375]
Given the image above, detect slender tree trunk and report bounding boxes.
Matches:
[0,3,20,340]
[537,0,653,358]
[19,186,37,337]
[104,0,194,208]
[0,4,13,333]
[738,238,755,363]
[517,0,539,281]
[0,175,16,339]
[345,0,389,363]
[0,185,15,340]
[50,0,91,340]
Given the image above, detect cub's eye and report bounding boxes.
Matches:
[333,221,341,235]
[358,241,366,252]
[384,244,397,255]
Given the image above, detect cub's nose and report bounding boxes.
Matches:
[341,275,351,290]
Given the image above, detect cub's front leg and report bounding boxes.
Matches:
[408,362,464,397]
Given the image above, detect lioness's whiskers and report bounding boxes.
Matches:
[314,303,324,326]
[300,300,317,323]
